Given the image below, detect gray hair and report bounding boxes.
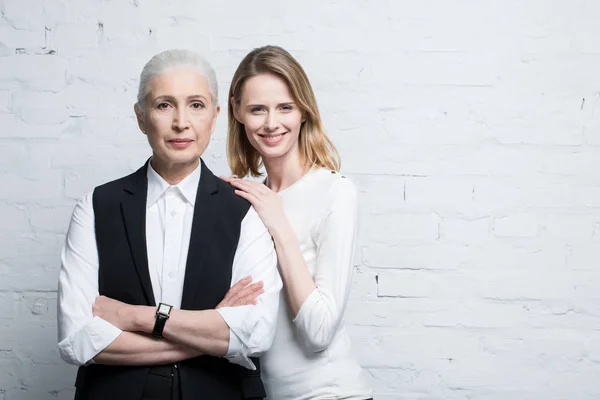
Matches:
[136,49,218,111]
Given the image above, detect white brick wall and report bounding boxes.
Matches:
[1,0,599,399]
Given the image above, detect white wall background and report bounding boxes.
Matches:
[1,0,600,399]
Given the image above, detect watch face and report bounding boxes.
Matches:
[158,303,172,315]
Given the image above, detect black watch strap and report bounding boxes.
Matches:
[152,303,172,338]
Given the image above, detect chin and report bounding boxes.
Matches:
[163,151,201,165]
[259,148,288,161]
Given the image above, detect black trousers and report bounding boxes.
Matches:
[140,365,181,400]
[137,364,368,400]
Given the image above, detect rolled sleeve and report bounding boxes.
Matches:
[57,192,122,366]
[58,316,122,366]
[217,207,282,369]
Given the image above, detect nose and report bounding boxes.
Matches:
[172,107,190,131]
[264,112,280,132]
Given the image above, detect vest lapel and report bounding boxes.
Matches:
[120,161,156,307]
[180,160,220,309]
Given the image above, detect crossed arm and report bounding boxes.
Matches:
[57,193,280,368]
[92,298,246,363]
[91,332,201,366]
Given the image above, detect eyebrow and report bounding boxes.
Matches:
[153,95,209,103]
[245,102,295,108]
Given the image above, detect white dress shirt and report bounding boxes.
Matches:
[57,161,282,370]
[261,168,372,400]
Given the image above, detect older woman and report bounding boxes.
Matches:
[57,49,282,400]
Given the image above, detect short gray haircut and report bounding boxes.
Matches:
[136,49,218,111]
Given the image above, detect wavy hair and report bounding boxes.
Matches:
[227,45,340,177]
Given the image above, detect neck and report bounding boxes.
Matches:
[150,157,199,185]
[263,150,310,193]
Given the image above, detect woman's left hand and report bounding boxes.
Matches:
[228,177,288,235]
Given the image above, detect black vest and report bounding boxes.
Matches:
[73,160,265,400]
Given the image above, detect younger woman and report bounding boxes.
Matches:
[225,45,373,400]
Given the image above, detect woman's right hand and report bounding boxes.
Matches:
[216,276,265,309]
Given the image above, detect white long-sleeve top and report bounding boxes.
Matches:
[57,161,282,370]
[262,168,372,400]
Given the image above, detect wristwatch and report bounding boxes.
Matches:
[152,302,173,338]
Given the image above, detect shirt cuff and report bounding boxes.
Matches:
[216,306,257,370]
[58,316,122,366]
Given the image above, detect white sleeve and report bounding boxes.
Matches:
[57,192,122,366]
[292,178,358,352]
[215,207,282,370]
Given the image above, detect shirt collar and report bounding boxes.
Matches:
[146,160,201,208]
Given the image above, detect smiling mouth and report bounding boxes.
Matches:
[258,132,287,141]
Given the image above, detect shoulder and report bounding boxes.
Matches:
[69,190,95,223]
[66,168,139,215]
[308,170,359,238]
[298,169,358,226]
[199,161,251,218]
[93,170,139,201]
[215,176,251,217]
[309,168,358,204]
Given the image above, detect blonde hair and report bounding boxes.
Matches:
[227,45,340,177]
